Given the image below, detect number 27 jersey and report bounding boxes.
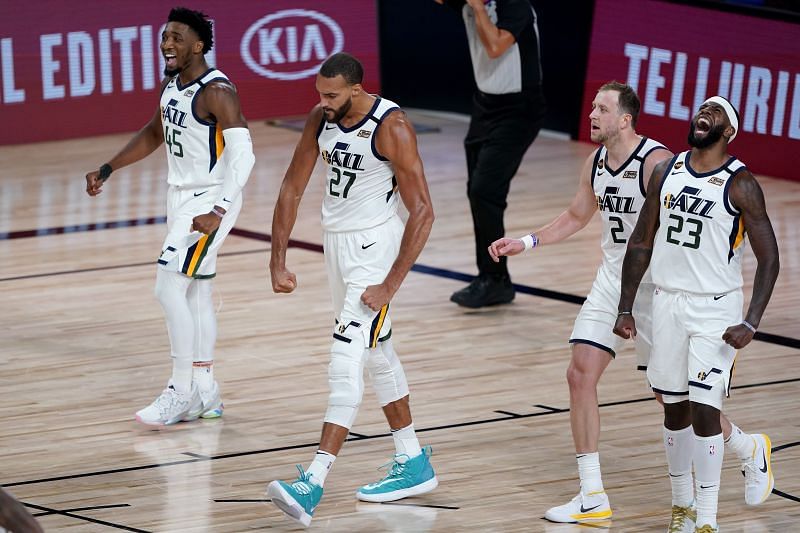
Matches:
[317,97,400,232]
[651,151,746,294]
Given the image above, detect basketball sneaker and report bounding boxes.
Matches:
[668,503,696,533]
[135,383,202,426]
[544,490,612,523]
[267,465,323,528]
[195,380,223,419]
[356,446,438,502]
[742,433,774,505]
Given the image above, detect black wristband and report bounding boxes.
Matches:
[98,163,113,182]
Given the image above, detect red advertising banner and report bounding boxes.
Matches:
[0,1,379,145]
[580,0,800,181]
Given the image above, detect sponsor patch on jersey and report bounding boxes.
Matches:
[598,158,605,169]
[707,176,725,186]
[357,129,372,138]
[674,161,684,169]
[184,89,195,97]
[623,170,637,179]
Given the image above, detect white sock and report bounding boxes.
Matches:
[392,423,422,457]
[193,361,214,391]
[664,425,695,507]
[694,433,724,528]
[725,423,755,461]
[577,452,604,495]
[171,358,193,393]
[306,451,336,487]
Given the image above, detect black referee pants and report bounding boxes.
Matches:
[464,87,545,278]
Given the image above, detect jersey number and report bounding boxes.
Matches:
[609,215,626,244]
[165,126,183,157]
[329,168,356,198]
[665,213,703,249]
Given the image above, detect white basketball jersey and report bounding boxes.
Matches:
[592,137,666,278]
[651,151,746,294]
[318,97,400,232]
[160,68,230,188]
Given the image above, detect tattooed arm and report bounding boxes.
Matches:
[613,159,670,339]
[722,169,780,349]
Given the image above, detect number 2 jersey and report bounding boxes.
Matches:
[651,150,746,294]
[593,137,666,281]
[160,68,230,188]
[317,97,400,232]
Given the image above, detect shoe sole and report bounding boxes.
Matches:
[356,476,438,503]
[544,506,613,523]
[450,295,515,308]
[267,481,312,528]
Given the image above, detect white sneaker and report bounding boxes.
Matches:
[135,383,202,426]
[743,433,774,505]
[544,491,612,523]
[667,502,696,533]
[199,380,223,419]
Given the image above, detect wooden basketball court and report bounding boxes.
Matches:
[1,111,798,531]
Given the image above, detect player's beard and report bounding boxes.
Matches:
[324,98,352,123]
[164,65,181,77]
[688,120,725,149]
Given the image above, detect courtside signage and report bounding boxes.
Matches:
[580,0,800,181]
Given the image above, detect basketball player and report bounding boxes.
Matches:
[84,7,254,425]
[266,53,437,527]
[614,96,779,533]
[489,84,771,529]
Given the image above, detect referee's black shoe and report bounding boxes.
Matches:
[450,274,514,308]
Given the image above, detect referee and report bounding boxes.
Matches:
[438,0,546,308]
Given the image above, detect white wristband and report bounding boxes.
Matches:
[742,320,757,334]
[520,233,538,251]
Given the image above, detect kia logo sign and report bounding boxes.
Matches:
[241,9,344,81]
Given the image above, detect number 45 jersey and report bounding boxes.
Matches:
[318,97,400,232]
[160,68,230,188]
[651,150,746,295]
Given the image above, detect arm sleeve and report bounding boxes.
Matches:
[495,0,534,40]
[217,127,255,208]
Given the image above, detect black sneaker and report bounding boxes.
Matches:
[450,275,515,308]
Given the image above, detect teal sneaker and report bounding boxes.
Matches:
[356,446,438,502]
[267,465,323,528]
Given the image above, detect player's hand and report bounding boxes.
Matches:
[85,170,105,196]
[722,323,754,349]
[270,265,297,293]
[191,212,222,235]
[361,283,392,312]
[465,0,485,9]
[613,314,637,340]
[488,237,525,262]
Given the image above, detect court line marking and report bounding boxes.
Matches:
[21,501,149,532]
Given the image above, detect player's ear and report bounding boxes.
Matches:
[194,40,204,54]
[351,83,363,97]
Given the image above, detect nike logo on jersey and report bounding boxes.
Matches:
[671,170,684,175]
[325,124,337,130]
[713,294,726,300]
[222,197,232,203]
[194,190,208,197]
[580,503,602,513]
[361,242,376,249]
[759,451,769,473]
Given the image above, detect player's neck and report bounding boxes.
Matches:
[689,143,729,173]
[178,60,210,85]
[604,133,641,168]
[339,93,377,128]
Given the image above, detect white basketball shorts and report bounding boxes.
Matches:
[157,184,242,279]
[569,265,654,369]
[324,215,403,348]
[647,287,743,409]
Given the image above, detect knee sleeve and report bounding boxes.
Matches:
[187,279,216,361]
[154,269,194,361]
[366,339,409,406]
[324,331,368,429]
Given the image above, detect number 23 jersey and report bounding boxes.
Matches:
[651,150,746,295]
[318,97,400,232]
